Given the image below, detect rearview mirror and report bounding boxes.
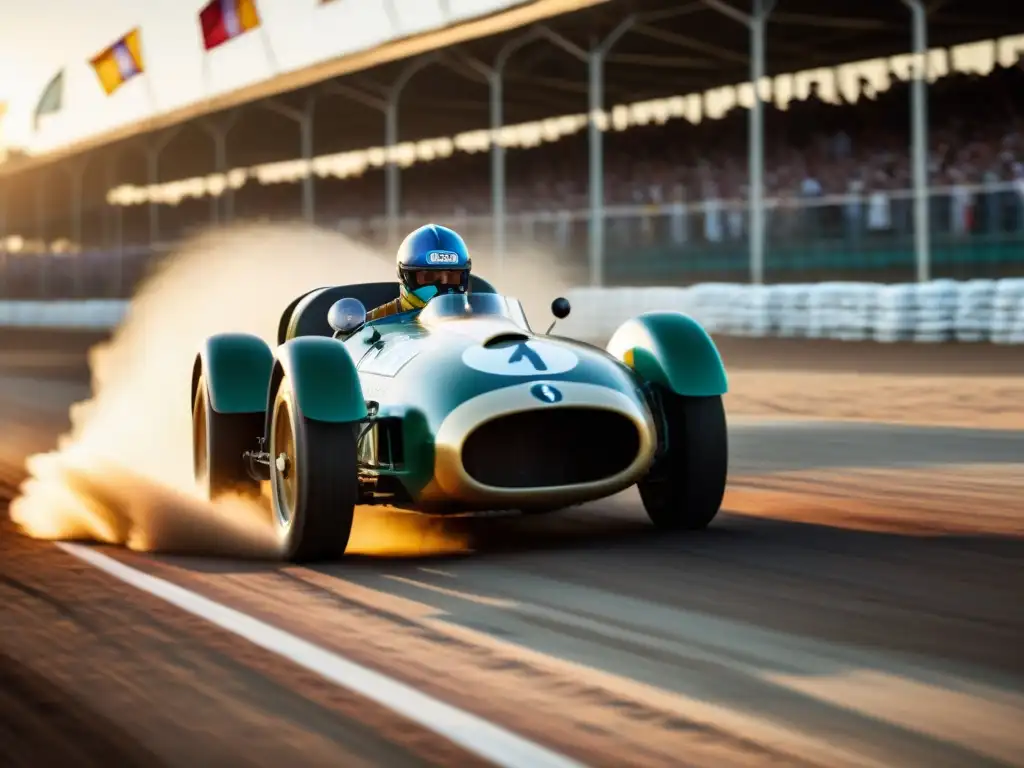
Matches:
[327,298,367,335]
[546,297,571,334]
[551,297,571,319]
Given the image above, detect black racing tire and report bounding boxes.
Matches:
[192,373,263,500]
[269,376,358,562]
[638,392,728,531]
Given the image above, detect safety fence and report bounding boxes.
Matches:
[1,278,1022,345]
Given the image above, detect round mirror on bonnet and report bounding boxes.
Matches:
[327,298,367,335]
[551,297,571,319]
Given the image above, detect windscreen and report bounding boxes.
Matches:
[417,293,529,328]
[418,293,506,320]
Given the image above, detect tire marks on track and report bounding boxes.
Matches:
[0,520,485,768]
[0,648,163,768]
[110,549,820,768]
[2,350,1024,767]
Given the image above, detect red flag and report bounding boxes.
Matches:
[200,0,261,51]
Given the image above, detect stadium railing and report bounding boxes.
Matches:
[340,178,1024,283]
[2,178,1022,300]
[0,180,1021,344]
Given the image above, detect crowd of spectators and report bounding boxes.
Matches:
[4,55,1024,299]
[304,57,1024,228]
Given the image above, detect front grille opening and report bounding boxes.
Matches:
[462,408,640,489]
[358,417,405,470]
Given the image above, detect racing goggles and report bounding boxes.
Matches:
[410,269,466,288]
[403,268,468,302]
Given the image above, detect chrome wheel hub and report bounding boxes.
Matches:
[276,452,291,477]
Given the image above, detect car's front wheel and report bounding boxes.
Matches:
[638,391,728,530]
[192,372,263,501]
[269,375,358,562]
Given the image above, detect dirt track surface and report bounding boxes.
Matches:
[1,331,1022,767]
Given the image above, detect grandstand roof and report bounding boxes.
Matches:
[3,0,1023,186]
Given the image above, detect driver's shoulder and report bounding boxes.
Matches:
[367,300,420,324]
[366,297,402,320]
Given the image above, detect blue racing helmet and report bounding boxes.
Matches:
[396,224,472,308]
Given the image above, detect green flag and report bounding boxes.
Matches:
[34,69,64,132]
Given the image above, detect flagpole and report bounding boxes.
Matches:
[199,4,212,97]
[143,73,160,115]
[136,27,159,115]
[201,48,211,97]
[258,24,279,75]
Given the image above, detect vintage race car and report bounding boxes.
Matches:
[191,276,729,561]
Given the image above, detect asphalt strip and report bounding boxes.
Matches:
[56,542,584,768]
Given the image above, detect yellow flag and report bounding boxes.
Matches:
[90,28,145,96]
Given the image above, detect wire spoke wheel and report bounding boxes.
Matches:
[191,372,262,501]
[268,375,358,562]
[271,394,299,528]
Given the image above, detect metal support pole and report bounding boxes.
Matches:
[539,19,634,287]
[587,49,605,287]
[489,69,506,274]
[383,54,439,248]
[703,0,775,285]
[105,163,124,297]
[146,149,160,247]
[300,101,315,223]
[101,157,118,250]
[385,96,400,246]
[212,133,226,224]
[263,97,317,223]
[68,161,86,249]
[35,176,48,297]
[67,160,87,297]
[463,32,540,279]
[902,0,930,282]
[589,18,634,287]
[35,176,47,247]
[224,172,236,223]
[146,128,181,247]
[200,110,239,225]
[748,0,772,285]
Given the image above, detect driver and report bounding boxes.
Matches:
[366,223,472,321]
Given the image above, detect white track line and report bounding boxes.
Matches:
[57,543,584,768]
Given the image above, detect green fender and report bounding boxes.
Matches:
[193,333,274,414]
[268,337,367,431]
[606,311,728,397]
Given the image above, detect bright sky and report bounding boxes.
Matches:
[1,0,1021,163]
[0,0,483,152]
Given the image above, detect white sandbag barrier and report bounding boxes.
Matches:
[0,279,1022,344]
[559,278,1024,344]
[0,300,130,331]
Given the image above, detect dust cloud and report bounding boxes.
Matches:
[10,221,579,558]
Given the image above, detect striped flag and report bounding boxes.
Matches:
[199,0,261,51]
[90,29,145,95]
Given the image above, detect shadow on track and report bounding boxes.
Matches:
[153,501,1024,678]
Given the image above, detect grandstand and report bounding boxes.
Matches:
[1,0,1023,299]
